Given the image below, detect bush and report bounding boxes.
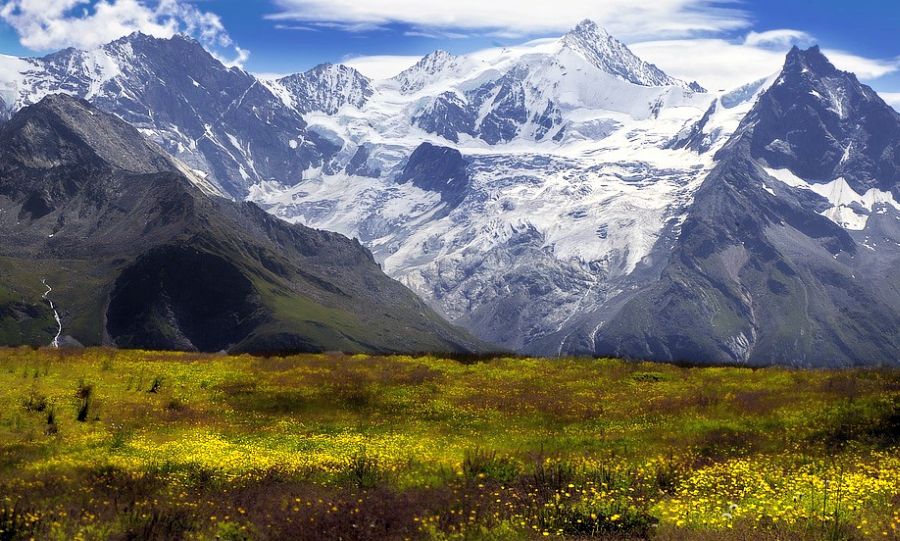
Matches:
[75,379,93,422]
[537,501,658,538]
[345,452,384,488]
[45,408,58,435]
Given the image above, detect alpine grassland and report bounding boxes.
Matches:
[0,348,897,540]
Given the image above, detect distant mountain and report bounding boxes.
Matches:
[591,47,900,366]
[0,33,337,198]
[0,94,482,354]
[395,21,705,145]
[393,50,465,95]
[561,20,703,90]
[266,63,374,115]
[250,21,718,355]
[4,24,897,366]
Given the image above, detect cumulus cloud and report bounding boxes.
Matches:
[631,33,900,91]
[266,0,751,41]
[0,0,248,66]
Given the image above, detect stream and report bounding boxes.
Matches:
[41,278,62,348]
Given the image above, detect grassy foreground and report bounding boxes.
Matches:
[0,348,897,541]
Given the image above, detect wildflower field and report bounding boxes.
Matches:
[0,348,897,541]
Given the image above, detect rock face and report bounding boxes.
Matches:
[561,20,702,90]
[745,46,900,195]
[0,95,482,354]
[0,33,338,198]
[398,143,470,207]
[269,63,374,115]
[591,47,900,367]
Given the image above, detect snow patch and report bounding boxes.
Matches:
[764,167,900,230]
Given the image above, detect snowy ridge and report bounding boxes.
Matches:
[392,50,465,95]
[246,21,728,353]
[764,167,900,230]
[561,20,701,90]
[0,32,333,198]
[670,73,779,153]
[268,63,374,114]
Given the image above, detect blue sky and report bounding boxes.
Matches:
[0,0,897,103]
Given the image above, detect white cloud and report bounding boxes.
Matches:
[253,71,289,81]
[0,0,248,66]
[404,30,469,40]
[631,34,900,91]
[266,0,751,41]
[743,29,813,48]
[342,54,420,79]
[879,92,900,112]
[822,51,900,80]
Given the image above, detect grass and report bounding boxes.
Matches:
[0,347,897,540]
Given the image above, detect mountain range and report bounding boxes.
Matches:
[0,94,480,353]
[0,21,897,366]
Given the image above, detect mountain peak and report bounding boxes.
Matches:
[394,50,461,94]
[733,43,900,194]
[560,23,695,89]
[1,93,176,174]
[275,62,374,114]
[304,62,370,82]
[783,45,840,78]
[109,31,192,48]
[567,19,610,39]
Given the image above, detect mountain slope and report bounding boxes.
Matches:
[591,47,900,367]
[267,63,374,115]
[562,20,703,90]
[0,94,482,353]
[0,33,337,198]
[249,21,717,354]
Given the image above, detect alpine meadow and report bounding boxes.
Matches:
[0,0,898,540]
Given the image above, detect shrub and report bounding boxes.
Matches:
[345,452,384,488]
[45,408,58,435]
[75,379,93,422]
[537,500,658,538]
[215,521,252,541]
[527,457,576,494]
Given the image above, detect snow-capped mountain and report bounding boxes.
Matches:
[393,50,464,95]
[0,33,336,198]
[247,27,898,365]
[266,63,374,114]
[385,21,707,145]
[593,46,900,366]
[3,21,896,365]
[247,22,728,354]
[562,20,703,90]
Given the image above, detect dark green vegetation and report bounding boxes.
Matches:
[0,347,897,540]
[0,95,480,354]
